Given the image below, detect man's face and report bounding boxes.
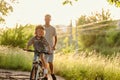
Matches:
[45,16,51,24]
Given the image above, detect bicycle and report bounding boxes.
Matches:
[24,49,49,80]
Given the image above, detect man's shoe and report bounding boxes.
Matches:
[51,74,56,80]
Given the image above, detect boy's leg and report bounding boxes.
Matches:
[33,52,37,61]
[40,54,48,77]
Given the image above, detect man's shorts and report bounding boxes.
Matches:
[44,53,54,63]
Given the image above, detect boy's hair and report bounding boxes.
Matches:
[35,25,45,35]
[35,25,44,31]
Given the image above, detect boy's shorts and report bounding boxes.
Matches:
[33,53,38,61]
[33,52,43,61]
[33,52,54,63]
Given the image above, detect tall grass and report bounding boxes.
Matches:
[0,46,33,71]
[54,52,120,80]
[0,46,120,80]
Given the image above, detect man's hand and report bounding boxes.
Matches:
[52,46,56,50]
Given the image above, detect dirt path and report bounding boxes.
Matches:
[0,69,65,80]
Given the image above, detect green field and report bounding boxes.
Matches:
[0,46,120,80]
[0,20,120,80]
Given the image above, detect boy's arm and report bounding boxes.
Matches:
[25,37,34,50]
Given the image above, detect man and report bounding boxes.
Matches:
[43,14,57,80]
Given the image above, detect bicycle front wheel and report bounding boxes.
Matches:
[30,66,38,80]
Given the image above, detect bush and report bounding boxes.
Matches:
[106,29,120,46]
[78,34,96,48]
[0,25,34,48]
[62,45,75,54]
[76,17,118,55]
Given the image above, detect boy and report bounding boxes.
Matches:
[26,25,50,80]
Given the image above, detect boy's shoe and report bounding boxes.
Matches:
[51,74,56,80]
[42,76,48,80]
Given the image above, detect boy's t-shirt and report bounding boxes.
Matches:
[27,36,49,52]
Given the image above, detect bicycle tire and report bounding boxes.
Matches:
[38,61,44,78]
[30,62,44,80]
[30,66,38,80]
[36,61,44,80]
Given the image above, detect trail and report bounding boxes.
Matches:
[0,69,65,80]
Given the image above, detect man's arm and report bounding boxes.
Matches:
[53,35,57,50]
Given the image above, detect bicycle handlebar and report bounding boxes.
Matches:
[23,49,50,54]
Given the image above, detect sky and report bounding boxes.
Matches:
[2,0,120,28]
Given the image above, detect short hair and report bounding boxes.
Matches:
[45,14,51,18]
[35,25,44,31]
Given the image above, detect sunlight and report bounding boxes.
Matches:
[3,0,120,28]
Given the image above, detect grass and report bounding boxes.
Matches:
[0,46,33,71]
[54,52,120,80]
[0,46,120,80]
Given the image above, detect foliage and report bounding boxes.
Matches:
[107,0,120,7]
[77,9,111,25]
[0,0,16,23]
[79,34,96,48]
[106,29,120,46]
[62,45,75,54]
[63,0,78,5]
[0,24,34,48]
[78,27,120,55]
[73,10,118,55]
[63,0,120,7]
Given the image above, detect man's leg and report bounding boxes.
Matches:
[48,62,53,74]
[48,54,56,80]
[48,62,56,80]
[45,53,56,80]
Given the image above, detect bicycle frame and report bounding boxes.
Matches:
[24,49,49,80]
[34,54,44,80]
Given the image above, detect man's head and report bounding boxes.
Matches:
[35,25,45,37]
[44,14,51,25]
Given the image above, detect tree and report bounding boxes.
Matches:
[107,0,120,7]
[77,9,111,25]
[0,0,16,23]
[63,0,120,7]
[63,0,78,5]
